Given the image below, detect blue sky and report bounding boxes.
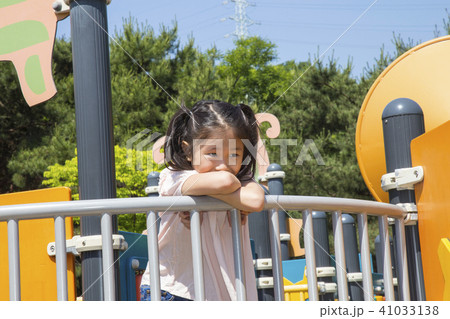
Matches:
[56,0,449,78]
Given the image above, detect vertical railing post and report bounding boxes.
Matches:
[357,213,374,301]
[146,211,161,301]
[379,215,395,300]
[382,97,425,300]
[302,209,319,301]
[145,171,161,301]
[190,209,205,300]
[230,208,246,301]
[395,217,410,301]
[101,213,115,301]
[7,219,20,301]
[266,164,288,260]
[268,208,284,301]
[342,214,364,301]
[332,211,349,301]
[312,211,333,300]
[54,216,68,301]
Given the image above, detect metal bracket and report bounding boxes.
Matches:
[264,171,286,180]
[381,166,423,191]
[256,276,273,289]
[318,282,337,293]
[47,234,128,257]
[145,186,159,195]
[347,272,363,282]
[53,1,70,15]
[280,233,291,242]
[316,266,336,278]
[254,258,272,270]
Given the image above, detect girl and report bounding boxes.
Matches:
[140,100,265,301]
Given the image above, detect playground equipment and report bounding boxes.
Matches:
[2,0,450,301]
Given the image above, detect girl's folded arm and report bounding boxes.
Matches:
[181,171,241,196]
[209,180,265,212]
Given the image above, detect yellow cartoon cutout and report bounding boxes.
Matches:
[0,0,69,106]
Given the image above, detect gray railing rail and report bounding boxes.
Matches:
[0,195,408,301]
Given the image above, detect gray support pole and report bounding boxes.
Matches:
[101,213,115,301]
[248,183,272,300]
[266,164,288,260]
[146,211,161,301]
[7,219,20,301]
[268,208,284,301]
[302,209,319,301]
[332,211,349,301]
[312,211,333,300]
[357,213,374,301]
[395,218,410,301]
[70,0,118,301]
[54,216,68,301]
[190,209,205,300]
[382,97,426,300]
[379,216,395,300]
[342,214,364,301]
[146,172,161,301]
[230,209,246,301]
[146,172,160,230]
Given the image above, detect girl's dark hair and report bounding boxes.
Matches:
[164,100,260,180]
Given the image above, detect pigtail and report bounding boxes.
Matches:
[164,103,194,170]
[236,104,260,180]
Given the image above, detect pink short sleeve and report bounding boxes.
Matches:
[158,168,198,196]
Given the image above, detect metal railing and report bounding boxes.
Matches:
[0,195,409,301]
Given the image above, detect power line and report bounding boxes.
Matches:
[222,0,257,39]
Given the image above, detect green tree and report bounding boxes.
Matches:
[42,145,161,233]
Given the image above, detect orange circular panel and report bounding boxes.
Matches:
[356,35,450,203]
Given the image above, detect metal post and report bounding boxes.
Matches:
[357,213,374,301]
[342,214,364,301]
[395,218,410,301]
[70,0,118,300]
[302,209,319,301]
[312,211,333,300]
[7,219,20,301]
[379,216,395,300]
[332,211,349,301]
[146,171,160,230]
[268,208,284,301]
[101,213,115,300]
[190,209,205,300]
[54,216,68,301]
[248,179,272,300]
[382,97,426,300]
[230,209,246,301]
[266,164,288,260]
[146,211,161,301]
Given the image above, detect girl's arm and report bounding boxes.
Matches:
[209,180,265,213]
[181,171,241,196]
[181,172,265,212]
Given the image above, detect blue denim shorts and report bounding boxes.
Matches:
[140,285,192,301]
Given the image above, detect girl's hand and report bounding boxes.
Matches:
[179,211,204,229]
[227,210,249,226]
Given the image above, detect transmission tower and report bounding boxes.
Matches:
[222,0,256,39]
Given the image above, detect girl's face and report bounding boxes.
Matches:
[190,128,244,176]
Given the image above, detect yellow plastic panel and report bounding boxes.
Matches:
[0,187,76,300]
[356,36,450,203]
[411,121,450,300]
[437,238,450,301]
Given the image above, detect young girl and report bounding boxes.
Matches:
[140,100,265,301]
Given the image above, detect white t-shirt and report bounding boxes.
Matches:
[140,168,258,301]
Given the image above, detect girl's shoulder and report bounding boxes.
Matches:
[158,167,198,196]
